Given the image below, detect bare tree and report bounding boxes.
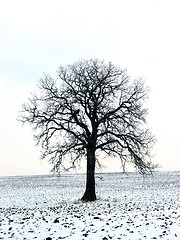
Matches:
[18,59,156,201]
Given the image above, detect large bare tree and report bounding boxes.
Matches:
[18,59,156,201]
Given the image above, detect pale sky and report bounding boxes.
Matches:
[0,0,180,176]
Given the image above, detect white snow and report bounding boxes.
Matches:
[0,171,180,239]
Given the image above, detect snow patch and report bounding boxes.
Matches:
[0,172,180,239]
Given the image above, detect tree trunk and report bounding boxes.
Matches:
[81,148,96,201]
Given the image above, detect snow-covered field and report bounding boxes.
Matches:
[0,171,180,240]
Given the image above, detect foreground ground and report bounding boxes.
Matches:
[0,171,180,239]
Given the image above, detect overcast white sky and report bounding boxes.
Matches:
[0,0,180,176]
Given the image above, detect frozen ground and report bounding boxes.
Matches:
[0,171,180,240]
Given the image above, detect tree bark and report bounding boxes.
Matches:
[81,148,96,201]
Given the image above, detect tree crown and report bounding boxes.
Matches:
[18,59,156,174]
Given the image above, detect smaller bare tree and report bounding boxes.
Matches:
[18,59,156,201]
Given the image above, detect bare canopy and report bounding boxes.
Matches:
[18,59,156,201]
